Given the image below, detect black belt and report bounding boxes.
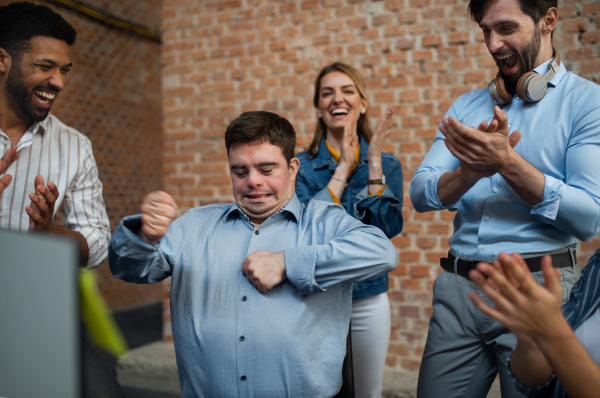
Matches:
[440,250,576,280]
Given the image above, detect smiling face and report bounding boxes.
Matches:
[229,142,300,226]
[316,71,367,136]
[480,0,545,91]
[4,36,71,122]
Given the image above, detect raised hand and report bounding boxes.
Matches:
[467,253,563,340]
[338,110,359,174]
[0,146,19,197]
[139,191,178,245]
[27,175,60,232]
[241,250,286,293]
[367,107,394,163]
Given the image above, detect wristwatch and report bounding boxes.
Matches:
[368,174,386,185]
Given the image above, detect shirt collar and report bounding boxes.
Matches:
[532,56,566,88]
[224,193,302,225]
[0,119,44,143]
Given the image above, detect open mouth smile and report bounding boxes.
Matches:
[330,108,349,119]
[495,53,519,75]
[33,89,57,108]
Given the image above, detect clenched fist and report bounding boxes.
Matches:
[241,250,286,293]
[139,191,178,245]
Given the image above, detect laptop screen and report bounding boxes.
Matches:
[0,230,80,398]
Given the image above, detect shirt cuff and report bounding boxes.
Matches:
[327,187,341,204]
[284,245,324,295]
[506,349,556,396]
[113,215,161,254]
[530,174,566,221]
[423,172,458,210]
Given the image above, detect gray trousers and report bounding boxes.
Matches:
[416,264,578,398]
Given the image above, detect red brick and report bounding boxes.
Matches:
[562,18,588,33]
[422,34,443,47]
[373,14,393,26]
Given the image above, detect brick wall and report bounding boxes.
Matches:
[161,0,600,369]
[0,0,164,311]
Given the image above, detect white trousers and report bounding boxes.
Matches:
[351,292,391,398]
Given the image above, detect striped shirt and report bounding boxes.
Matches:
[0,113,110,268]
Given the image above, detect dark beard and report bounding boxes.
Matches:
[495,28,541,94]
[5,60,51,122]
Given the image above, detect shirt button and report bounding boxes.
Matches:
[241,375,247,381]
[480,245,486,250]
[355,210,359,216]
[242,296,247,301]
[239,335,245,341]
[484,216,490,221]
[255,230,259,235]
[493,188,498,193]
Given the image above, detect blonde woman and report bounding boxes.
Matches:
[296,62,403,397]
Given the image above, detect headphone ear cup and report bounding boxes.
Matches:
[516,71,537,101]
[494,76,513,104]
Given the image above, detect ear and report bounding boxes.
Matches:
[360,97,368,115]
[288,157,300,180]
[0,47,11,74]
[541,7,558,35]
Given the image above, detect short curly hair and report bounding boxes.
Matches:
[0,2,76,61]
[225,111,296,165]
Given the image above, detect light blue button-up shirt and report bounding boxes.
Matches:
[109,194,397,397]
[411,59,600,261]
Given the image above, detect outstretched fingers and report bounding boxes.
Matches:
[468,290,511,326]
[471,261,523,308]
[540,256,563,299]
[376,107,394,133]
[498,253,537,295]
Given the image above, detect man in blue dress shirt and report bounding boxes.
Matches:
[109,111,397,397]
[410,0,600,397]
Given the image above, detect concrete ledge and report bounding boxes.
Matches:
[117,341,181,394]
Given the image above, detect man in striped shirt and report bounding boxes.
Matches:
[0,2,110,268]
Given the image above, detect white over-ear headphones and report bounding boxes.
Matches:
[488,50,561,105]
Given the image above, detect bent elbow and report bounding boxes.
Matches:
[384,242,398,272]
[575,227,599,242]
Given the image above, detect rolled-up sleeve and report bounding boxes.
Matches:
[506,350,557,397]
[411,106,461,213]
[63,137,111,268]
[284,203,397,295]
[530,96,600,241]
[109,214,186,284]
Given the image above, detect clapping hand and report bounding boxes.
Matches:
[367,107,394,163]
[442,106,522,183]
[27,175,60,232]
[0,146,19,197]
[467,253,563,342]
[337,110,360,174]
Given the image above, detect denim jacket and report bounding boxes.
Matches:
[296,134,403,300]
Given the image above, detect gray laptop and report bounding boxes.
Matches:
[0,229,80,398]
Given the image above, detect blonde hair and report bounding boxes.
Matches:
[308,62,373,157]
